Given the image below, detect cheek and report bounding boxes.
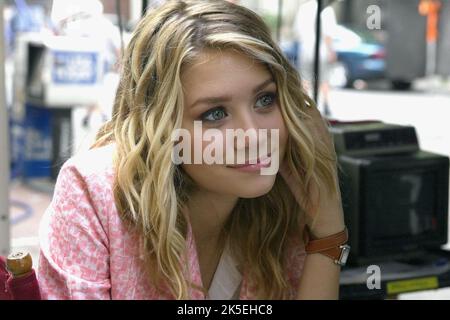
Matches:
[265,108,288,155]
[179,128,226,185]
[279,118,288,151]
[181,163,230,195]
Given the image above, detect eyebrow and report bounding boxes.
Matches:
[188,78,275,110]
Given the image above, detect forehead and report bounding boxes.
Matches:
[181,49,272,97]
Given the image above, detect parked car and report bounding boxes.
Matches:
[332,25,386,88]
[281,25,386,89]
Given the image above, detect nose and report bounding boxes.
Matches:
[233,109,259,150]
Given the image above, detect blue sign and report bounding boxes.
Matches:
[52,50,98,84]
[22,104,52,178]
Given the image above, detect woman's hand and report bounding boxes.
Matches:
[280,104,345,239]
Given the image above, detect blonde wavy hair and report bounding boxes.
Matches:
[92,0,338,299]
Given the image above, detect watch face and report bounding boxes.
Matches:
[339,245,351,266]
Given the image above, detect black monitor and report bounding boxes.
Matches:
[339,151,448,265]
[331,122,449,266]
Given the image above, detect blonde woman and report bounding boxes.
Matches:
[38,0,347,300]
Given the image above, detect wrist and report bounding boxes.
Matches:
[305,227,351,267]
[308,223,346,240]
[308,205,345,239]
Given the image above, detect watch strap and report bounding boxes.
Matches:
[305,228,350,265]
[305,228,348,254]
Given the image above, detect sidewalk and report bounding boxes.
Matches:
[9,179,53,269]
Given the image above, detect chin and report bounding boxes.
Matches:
[234,174,277,198]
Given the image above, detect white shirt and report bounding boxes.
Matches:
[207,246,242,300]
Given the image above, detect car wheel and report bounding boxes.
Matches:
[342,64,354,88]
[391,80,412,91]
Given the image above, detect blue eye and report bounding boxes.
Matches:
[255,93,277,109]
[201,107,228,122]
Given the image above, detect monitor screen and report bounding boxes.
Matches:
[367,170,437,240]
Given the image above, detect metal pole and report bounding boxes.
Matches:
[313,0,323,104]
[276,0,283,43]
[143,0,149,15]
[0,1,11,256]
[130,0,144,22]
[116,0,125,55]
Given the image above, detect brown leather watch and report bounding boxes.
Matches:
[305,227,351,266]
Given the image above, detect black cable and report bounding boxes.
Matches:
[276,0,283,43]
[116,0,125,56]
[313,0,323,104]
[143,0,149,16]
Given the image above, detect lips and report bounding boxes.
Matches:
[226,153,272,171]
